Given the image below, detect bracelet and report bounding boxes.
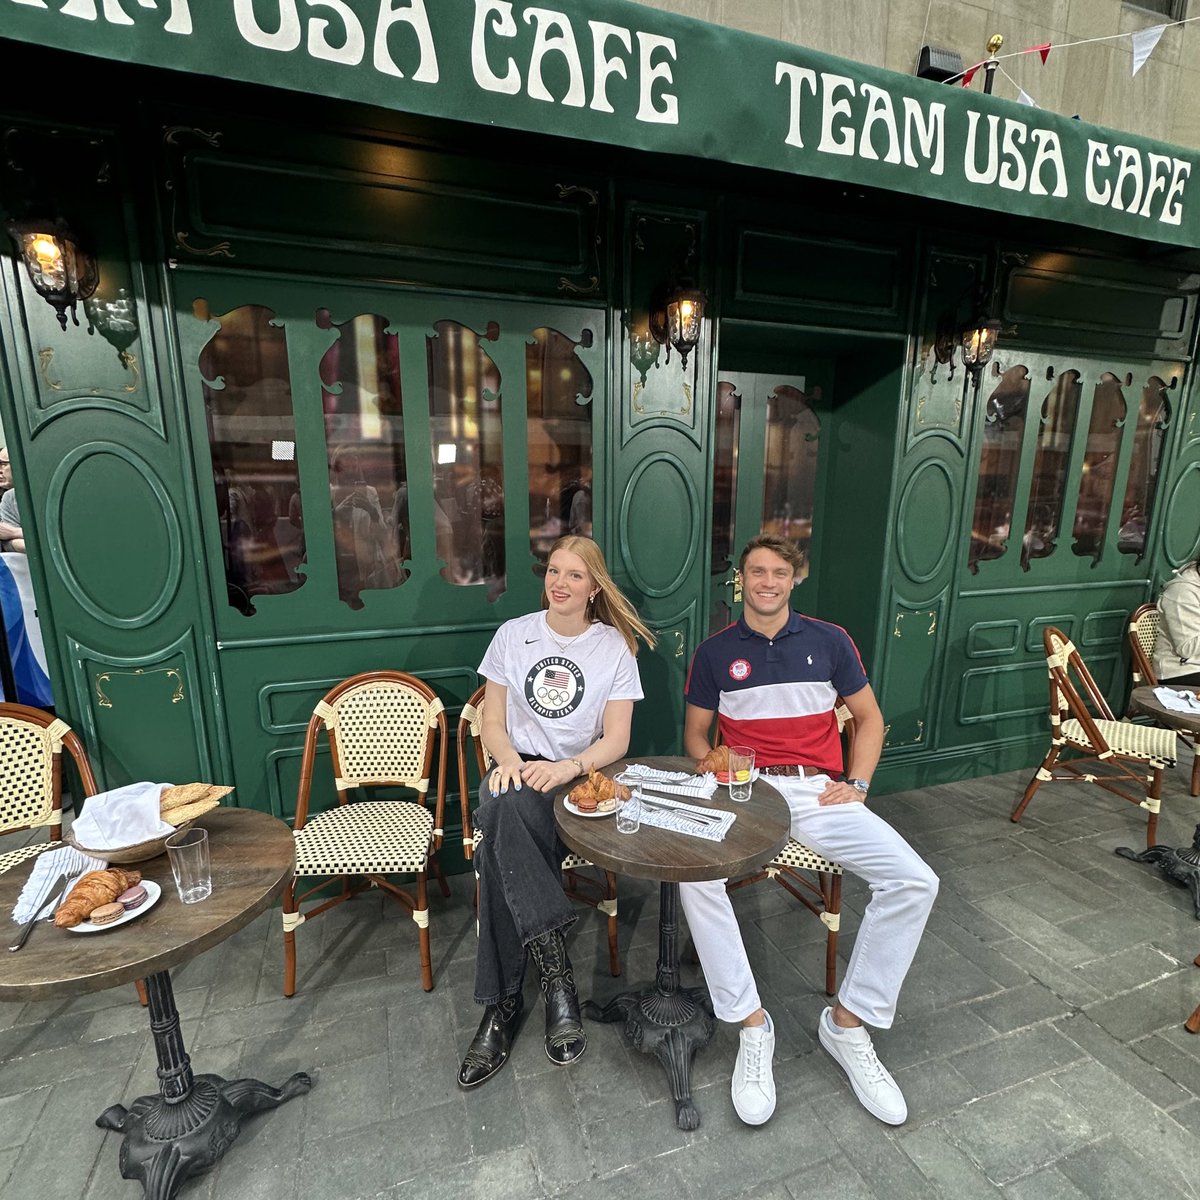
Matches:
[570,757,585,774]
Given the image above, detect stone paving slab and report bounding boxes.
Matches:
[3,763,1200,1198]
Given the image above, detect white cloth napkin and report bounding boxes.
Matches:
[631,791,736,841]
[617,763,718,800]
[69,781,174,851]
[1153,686,1200,715]
[10,845,106,923]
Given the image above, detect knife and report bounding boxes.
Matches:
[9,872,71,952]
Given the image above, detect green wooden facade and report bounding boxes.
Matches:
[1,41,1198,863]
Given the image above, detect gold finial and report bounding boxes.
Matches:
[987,34,1004,56]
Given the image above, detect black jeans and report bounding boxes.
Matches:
[472,778,576,1006]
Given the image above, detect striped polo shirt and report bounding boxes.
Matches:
[684,611,869,775]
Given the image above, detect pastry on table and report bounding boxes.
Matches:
[54,868,143,928]
[695,745,730,775]
[568,767,630,812]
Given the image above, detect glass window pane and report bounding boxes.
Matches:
[1021,371,1081,569]
[197,302,303,615]
[969,365,1030,573]
[760,384,820,583]
[426,320,506,599]
[1118,378,1171,559]
[318,311,408,609]
[527,326,594,562]
[1071,374,1126,561]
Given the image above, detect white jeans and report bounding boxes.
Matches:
[679,774,938,1028]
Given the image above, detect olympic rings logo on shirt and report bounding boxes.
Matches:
[525,655,585,719]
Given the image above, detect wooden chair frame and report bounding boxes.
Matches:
[283,671,450,997]
[1128,602,1200,797]
[725,702,854,998]
[1013,627,1176,848]
[457,685,621,977]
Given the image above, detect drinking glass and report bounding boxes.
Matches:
[615,792,641,834]
[166,827,212,904]
[728,747,755,802]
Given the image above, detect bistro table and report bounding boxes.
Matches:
[1130,684,1200,797]
[0,807,311,1200]
[555,755,789,1130]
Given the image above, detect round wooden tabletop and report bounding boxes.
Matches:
[0,807,294,1003]
[555,756,791,884]
[1130,685,1200,736]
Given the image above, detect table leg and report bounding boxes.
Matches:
[583,881,716,1130]
[95,970,312,1200]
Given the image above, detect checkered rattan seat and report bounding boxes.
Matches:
[282,671,449,998]
[771,838,844,876]
[1015,627,1175,848]
[1062,719,1177,767]
[294,803,435,875]
[457,686,622,977]
[0,840,61,876]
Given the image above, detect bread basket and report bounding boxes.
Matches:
[67,821,194,865]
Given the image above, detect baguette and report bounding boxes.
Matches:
[160,782,232,814]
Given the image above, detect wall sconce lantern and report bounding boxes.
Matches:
[649,278,707,369]
[6,217,98,330]
[960,316,1001,384]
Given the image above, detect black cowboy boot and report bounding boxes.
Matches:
[528,930,586,1065]
[457,992,524,1088]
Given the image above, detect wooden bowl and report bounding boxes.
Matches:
[67,821,193,865]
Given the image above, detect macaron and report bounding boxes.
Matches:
[117,884,148,912]
[88,902,124,926]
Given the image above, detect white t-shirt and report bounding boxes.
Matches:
[478,611,644,762]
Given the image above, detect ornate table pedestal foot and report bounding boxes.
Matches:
[95,971,312,1200]
[1115,823,1200,918]
[583,882,716,1130]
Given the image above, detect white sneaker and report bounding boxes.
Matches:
[818,1006,907,1125]
[731,1011,776,1125]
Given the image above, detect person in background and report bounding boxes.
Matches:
[0,448,26,553]
[680,533,938,1128]
[1155,556,1200,686]
[458,535,654,1089]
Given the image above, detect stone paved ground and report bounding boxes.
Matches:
[4,753,1200,1199]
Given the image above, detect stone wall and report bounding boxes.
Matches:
[637,0,1200,148]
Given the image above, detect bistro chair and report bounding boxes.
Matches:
[283,671,449,997]
[725,701,853,998]
[1128,602,1200,797]
[1013,626,1176,848]
[457,685,621,977]
[0,703,97,874]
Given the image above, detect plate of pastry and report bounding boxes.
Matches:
[68,880,162,934]
[714,768,760,785]
[563,797,619,819]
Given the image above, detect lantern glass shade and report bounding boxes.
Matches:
[960,319,1001,370]
[7,219,98,330]
[665,285,706,368]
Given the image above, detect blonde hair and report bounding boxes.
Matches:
[541,536,656,656]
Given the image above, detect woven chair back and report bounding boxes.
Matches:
[1128,603,1160,688]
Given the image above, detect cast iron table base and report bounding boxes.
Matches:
[1115,823,1200,918]
[95,970,312,1200]
[584,881,716,1130]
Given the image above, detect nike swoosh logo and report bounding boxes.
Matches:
[525,638,538,644]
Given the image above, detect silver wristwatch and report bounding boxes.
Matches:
[847,777,870,796]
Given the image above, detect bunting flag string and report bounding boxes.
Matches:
[944,13,1200,88]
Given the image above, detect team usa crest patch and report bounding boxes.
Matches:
[729,658,751,681]
[526,657,585,718]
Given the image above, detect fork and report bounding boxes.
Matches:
[638,797,721,825]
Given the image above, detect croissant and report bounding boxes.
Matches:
[695,745,730,775]
[568,767,630,811]
[54,868,143,928]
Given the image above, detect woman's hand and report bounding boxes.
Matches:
[520,758,579,793]
[487,756,526,796]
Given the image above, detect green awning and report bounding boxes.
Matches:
[6,0,1199,248]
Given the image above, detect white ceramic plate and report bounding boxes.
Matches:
[68,880,162,934]
[563,797,617,819]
